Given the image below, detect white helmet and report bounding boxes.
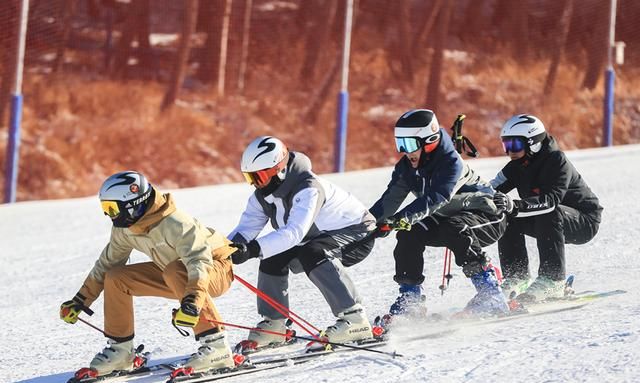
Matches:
[99,171,154,227]
[394,109,441,153]
[241,136,289,189]
[500,114,547,155]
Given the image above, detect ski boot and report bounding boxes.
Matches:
[234,317,296,355]
[170,331,244,380]
[69,341,148,382]
[464,265,510,317]
[501,278,531,300]
[372,284,427,335]
[306,304,373,351]
[389,284,427,316]
[516,276,567,303]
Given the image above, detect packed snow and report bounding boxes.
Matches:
[2,145,639,383]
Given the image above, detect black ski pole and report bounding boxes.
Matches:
[77,317,106,336]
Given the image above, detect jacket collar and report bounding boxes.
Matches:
[128,188,177,234]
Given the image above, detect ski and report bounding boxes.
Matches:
[166,360,307,383]
[166,337,395,382]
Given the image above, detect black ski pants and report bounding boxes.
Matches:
[498,205,600,282]
[393,211,507,285]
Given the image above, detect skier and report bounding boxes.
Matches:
[60,171,237,377]
[491,114,603,301]
[228,136,377,351]
[369,109,509,318]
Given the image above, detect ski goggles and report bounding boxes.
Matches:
[501,137,526,153]
[395,134,439,153]
[242,157,288,188]
[101,200,121,218]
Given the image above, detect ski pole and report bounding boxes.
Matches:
[234,275,321,338]
[77,317,106,336]
[439,248,453,295]
[205,318,403,358]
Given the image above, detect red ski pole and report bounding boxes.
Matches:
[205,318,402,358]
[234,275,321,338]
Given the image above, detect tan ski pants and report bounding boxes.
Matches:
[102,259,233,339]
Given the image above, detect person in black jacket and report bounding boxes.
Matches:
[370,109,509,319]
[491,114,603,302]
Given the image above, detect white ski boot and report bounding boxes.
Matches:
[184,331,235,373]
[323,304,373,344]
[249,317,288,345]
[516,276,566,302]
[89,339,135,376]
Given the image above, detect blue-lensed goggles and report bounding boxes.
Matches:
[395,134,439,153]
[501,137,526,153]
[395,137,421,153]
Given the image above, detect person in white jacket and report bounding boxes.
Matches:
[228,136,377,352]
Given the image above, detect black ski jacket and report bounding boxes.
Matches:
[491,135,603,222]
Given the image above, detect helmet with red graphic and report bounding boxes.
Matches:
[241,136,290,190]
[394,109,441,154]
[99,171,154,228]
[500,114,547,156]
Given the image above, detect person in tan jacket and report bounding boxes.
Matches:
[59,171,237,377]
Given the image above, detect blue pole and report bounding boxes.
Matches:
[334,90,349,172]
[334,0,353,173]
[4,94,23,203]
[603,67,614,147]
[4,0,29,203]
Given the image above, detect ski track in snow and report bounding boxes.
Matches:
[1,145,639,383]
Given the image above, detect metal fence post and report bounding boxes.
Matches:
[4,0,29,203]
[334,0,354,173]
[603,0,617,147]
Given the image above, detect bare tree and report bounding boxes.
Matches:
[396,0,414,82]
[161,0,199,111]
[196,0,223,84]
[582,1,610,90]
[52,0,77,74]
[424,0,453,111]
[0,0,19,130]
[111,0,152,79]
[543,0,574,97]
[299,0,339,84]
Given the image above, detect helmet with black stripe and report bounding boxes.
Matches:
[240,136,290,194]
[500,114,547,156]
[99,171,154,227]
[394,109,441,154]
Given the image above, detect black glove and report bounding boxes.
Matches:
[172,294,200,327]
[494,192,515,215]
[230,240,261,264]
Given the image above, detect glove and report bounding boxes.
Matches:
[384,217,411,231]
[60,295,86,324]
[373,217,411,238]
[373,222,393,238]
[230,240,261,265]
[172,295,200,327]
[493,192,515,214]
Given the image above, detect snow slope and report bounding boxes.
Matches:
[2,145,639,383]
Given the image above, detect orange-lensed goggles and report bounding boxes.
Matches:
[242,158,288,188]
[101,200,121,218]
